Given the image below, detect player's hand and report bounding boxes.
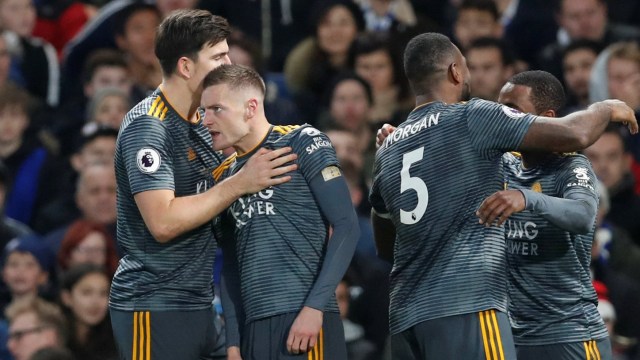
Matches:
[601,99,639,134]
[476,190,525,227]
[236,147,298,194]
[286,306,323,355]
[227,346,242,360]
[376,124,397,148]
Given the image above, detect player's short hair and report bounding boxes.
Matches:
[155,9,231,76]
[508,70,566,114]
[403,33,457,96]
[203,64,266,96]
[562,39,602,61]
[459,0,500,21]
[466,37,515,66]
[82,49,128,85]
[607,41,640,67]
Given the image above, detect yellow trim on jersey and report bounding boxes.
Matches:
[584,341,592,360]
[145,312,151,359]
[132,312,138,360]
[147,96,162,117]
[272,125,299,135]
[480,310,505,360]
[319,328,324,360]
[585,340,601,360]
[212,154,237,182]
[153,101,165,118]
[160,107,168,120]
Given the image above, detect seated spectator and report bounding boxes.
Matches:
[584,125,640,244]
[29,346,75,360]
[351,32,412,125]
[34,128,117,234]
[5,297,68,360]
[353,0,417,33]
[560,39,602,114]
[0,235,54,319]
[54,49,130,156]
[57,220,118,277]
[59,264,116,360]
[0,34,13,88]
[0,161,31,250]
[33,0,96,56]
[42,162,117,255]
[0,83,61,228]
[0,0,60,107]
[83,87,130,132]
[465,37,515,101]
[453,0,503,50]
[284,0,364,124]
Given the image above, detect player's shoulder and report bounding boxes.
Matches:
[121,91,170,133]
[212,153,237,182]
[554,152,593,170]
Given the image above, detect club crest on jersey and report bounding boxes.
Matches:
[136,148,161,173]
[501,105,527,119]
[301,127,321,137]
[531,182,542,193]
[573,167,590,180]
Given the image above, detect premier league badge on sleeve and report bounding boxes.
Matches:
[501,105,527,119]
[137,148,161,173]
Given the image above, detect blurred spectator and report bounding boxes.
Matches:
[326,129,365,175]
[583,126,640,244]
[452,0,502,50]
[0,235,54,319]
[33,0,96,56]
[466,37,515,101]
[59,264,116,360]
[0,0,60,107]
[0,34,13,87]
[538,0,640,82]
[227,31,300,125]
[113,3,161,102]
[203,0,310,71]
[336,276,377,360]
[351,32,412,125]
[57,220,118,277]
[353,0,417,33]
[560,39,602,114]
[42,162,116,254]
[284,0,364,124]
[54,49,130,156]
[84,87,130,131]
[5,297,68,360]
[0,84,61,228]
[0,160,32,249]
[29,346,75,360]
[154,0,196,18]
[607,42,640,114]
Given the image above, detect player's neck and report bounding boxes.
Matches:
[159,78,200,123]
[415,88,459,107]
[234,117,272,156]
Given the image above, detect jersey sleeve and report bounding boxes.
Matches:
[556,155,598,200]
[119,116,175,194]
[292,127,340,183]
[369,151,390,218]
[465,99,537,157]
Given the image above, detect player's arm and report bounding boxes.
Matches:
[217,223,244,358]
[519,100,638,152]
[371,210,395,262]
[287,167,359,354]
[136,147,297,243]
[476,190,596,234]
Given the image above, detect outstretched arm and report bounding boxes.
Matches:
[286,169,359,355]
[519,100,638,152]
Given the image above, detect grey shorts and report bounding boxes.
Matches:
[391,309,517,360]
[516,338,612,360]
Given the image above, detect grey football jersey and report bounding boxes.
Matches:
[369,99,536,334]
[110,89,223,311]
[503,152,607,345]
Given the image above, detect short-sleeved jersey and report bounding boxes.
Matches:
[503,152,607,345]
[110,88,224,311]
[369,99,536,335]
[214,125,340,323]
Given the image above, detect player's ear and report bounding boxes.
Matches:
[176,56,192,79]
[449,62,462,85]
[541,109,556,117]
[245,98,258,119]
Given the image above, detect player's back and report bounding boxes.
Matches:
[111,89,222,312]
[370,99,536,334]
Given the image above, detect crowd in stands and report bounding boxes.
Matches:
[0,0,639,359]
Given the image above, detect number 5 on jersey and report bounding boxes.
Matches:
[400,147,428,225]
